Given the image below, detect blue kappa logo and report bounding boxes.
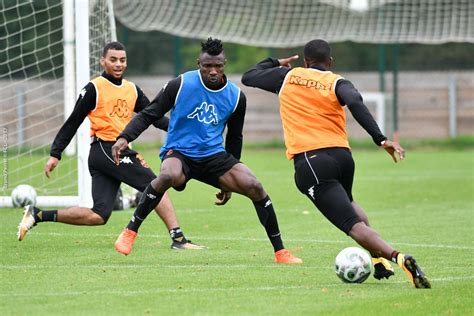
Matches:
[187,102,218,125]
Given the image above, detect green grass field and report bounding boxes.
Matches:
[1,147,473,315]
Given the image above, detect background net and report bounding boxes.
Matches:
[113,0,474,47]
[0,0,113,199]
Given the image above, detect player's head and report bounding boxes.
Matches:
[100,41,127,79]
[197,37,226,89]
[303,39,333,69]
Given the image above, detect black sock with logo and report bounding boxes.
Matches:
[169,227,186,243]
[253,195,284,252]
[126,184,163,232]
[33,207,57,222]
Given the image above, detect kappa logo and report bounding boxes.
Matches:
[110,99,130,118]
[119,156,133,164]
[288,75,331,90]
[308,185,315,200]
[187,102,218,125]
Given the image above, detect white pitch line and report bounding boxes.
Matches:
[0,276,472,298]
[0,263,326,270]
[2,231,473,250]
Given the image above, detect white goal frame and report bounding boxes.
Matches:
[0,0,115,208]
[361,92,386,135]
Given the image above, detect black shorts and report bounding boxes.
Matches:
[162,149,240,191]
[88,141,156,221]
[293,147,361,234]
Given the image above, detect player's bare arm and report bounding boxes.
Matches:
[278,55,299,68]
[215,190,232,205]
[382,140,405,163]
[112,138,129,165]
[44,157,59,178]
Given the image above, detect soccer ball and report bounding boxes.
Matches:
[335,247,372,283]
[11,184,37,208]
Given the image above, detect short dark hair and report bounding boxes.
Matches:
[102,41,126,57]
[303,39,331,63]
[201,37,224,56]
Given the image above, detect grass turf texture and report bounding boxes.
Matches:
[1,148,473,315]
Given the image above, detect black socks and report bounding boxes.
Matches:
[34,207,57,222]
[253,195,284,252]
[126,184,163,232]
[169,227,186,242]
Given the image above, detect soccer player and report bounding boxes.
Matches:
[111,38,302,264]
[241,39,431,288]
[17,41,205,250]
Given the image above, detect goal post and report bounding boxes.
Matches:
[361,92,386,135]
[75,0,92,208]
[0,0,115,208]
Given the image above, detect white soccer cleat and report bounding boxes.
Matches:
[17,205,37,241]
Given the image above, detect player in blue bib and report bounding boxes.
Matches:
[112,38,302,264]
[161,68,240,159]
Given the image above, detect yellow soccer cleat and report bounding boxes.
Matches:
[171,238,207,250]
[397,253,431,288]
[372,257,395,280]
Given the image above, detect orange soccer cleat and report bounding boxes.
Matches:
[274,249,303,264]
[114,228,137,256]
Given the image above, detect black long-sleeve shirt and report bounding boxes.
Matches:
[50,72,169,160]
[119,75,246,160]
[241,58,386,146]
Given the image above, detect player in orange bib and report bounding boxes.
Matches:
[17,41,205,251]
[242,39,430,288]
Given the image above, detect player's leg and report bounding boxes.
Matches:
[123,152,205,249]
[351,201,369,226]
[294,150,395,257]
[350,200,394,279]
[152,192,205,249]
[338,149,394,279]
[295,149,430,288]
[17,169,116,241]
[215,156,302,264]
[115,154,187,255]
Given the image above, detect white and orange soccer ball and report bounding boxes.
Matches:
[335,247,372,283]
[11,184,37,208]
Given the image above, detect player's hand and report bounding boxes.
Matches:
[44,156,59,178]
[382,140,405,163]
[112,137,129,165]
[215,190,232,205]
[278,55,299,68]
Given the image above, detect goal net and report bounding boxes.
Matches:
[113,0,474,46]
[0,0,115,207]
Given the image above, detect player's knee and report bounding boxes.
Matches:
[89,209,108,225]
[153,173,175,190]
[98,213,110,225]
[349,222,376,242]
[356,212,369,226]
[245,179,265,200]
